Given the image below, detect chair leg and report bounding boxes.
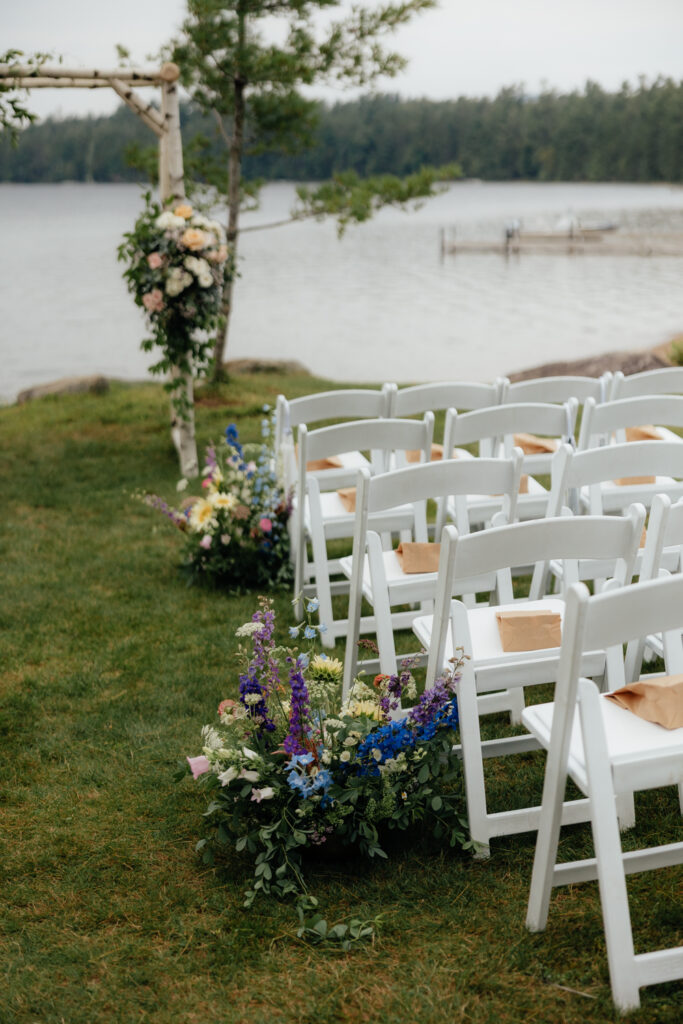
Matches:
[457,668,492,852]
[580,692,640,1011]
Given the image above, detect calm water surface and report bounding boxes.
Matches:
[1,180,682,403]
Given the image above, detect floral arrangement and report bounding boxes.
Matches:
[185,598,469,907]
[143,418,292,592]
[118,193,230,403]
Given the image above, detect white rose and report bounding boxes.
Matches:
[156,211,185,230]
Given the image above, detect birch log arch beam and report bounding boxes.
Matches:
[0,60,199,477]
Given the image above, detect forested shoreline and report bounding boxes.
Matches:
[1,78,682,184]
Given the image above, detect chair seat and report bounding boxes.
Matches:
[339,549,438,604]
[522,695,683,795]
[414,597,606,688]
[447,475,549,526]
[304,493,414,540]
[580,476,680,514]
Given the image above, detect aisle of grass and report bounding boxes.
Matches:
[1,374,681,1024]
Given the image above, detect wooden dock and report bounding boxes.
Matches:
[441,230,683,258]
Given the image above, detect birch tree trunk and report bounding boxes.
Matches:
[210,7,246,383]
[160,65,199,478]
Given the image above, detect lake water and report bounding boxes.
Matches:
[1,180,682,404]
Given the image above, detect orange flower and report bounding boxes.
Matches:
[373,673,390,688]
[181,228,206,251]
[173,203,193,219]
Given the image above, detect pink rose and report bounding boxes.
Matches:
[187,755,210,779]
[259,517,272,533]
[199,534,212,549]
[147,252,163,269]
[142,288,164,312]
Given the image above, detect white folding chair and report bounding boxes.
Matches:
[296,415,434,641]
[441,400,578,523]
[577,394,683,450]
[340,452,524,689]
[610,366,683,401]
[525,575,683,1011]
[415,509,645,855]
[501,373,611,406]
[275,384,393,490]
[536,441,683,596]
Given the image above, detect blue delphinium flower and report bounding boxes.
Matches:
[303,625,317,640]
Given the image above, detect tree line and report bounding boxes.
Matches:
[1,77,681,184]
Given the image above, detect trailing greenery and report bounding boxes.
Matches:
[2,78,683,184]
[1,373,681,1023]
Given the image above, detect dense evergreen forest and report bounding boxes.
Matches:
[1,78,681,184]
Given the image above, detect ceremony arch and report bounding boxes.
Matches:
[0,61,199,475]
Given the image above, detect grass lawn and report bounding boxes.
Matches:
[0,373,681,1024]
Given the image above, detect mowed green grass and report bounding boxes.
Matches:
[0,375,681,1024]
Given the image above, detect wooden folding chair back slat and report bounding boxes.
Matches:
[502,373,610,406]
[610,366,683,401]
[388,380,505,418]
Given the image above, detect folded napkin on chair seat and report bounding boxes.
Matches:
[496,609,562,652]
[513,432,559,455]
[336,487,356,513]
[625,425,662,442]
[604,674,683,729]
[395,542,441,573]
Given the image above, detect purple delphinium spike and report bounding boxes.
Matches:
[283,659,312,756]
[407,672,459,730]
[143,493,188,530]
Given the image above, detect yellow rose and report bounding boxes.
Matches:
[173,204,193,219]
[181,228,206,251]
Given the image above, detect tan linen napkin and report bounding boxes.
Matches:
[613,475,656,486]
[307,455,344,472]
[604,674,683,729]
[625,425,661,442]
[395,542,442,573]
[336,487,356,513]
[406,444,457,463]
[496,609,562,652]
[513,432,558,454]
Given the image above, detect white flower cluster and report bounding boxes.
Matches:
[184,255,214,289]
[155,210,186,230]
[166,266,193,297]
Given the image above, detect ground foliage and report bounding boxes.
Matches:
[0,372,681,1023]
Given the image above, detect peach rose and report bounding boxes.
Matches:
[173,204,193,219]
[147,252,163,269]
[181,228,206,251]
[142,288,164,312]
[208,245,229,264]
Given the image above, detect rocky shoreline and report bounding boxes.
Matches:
[13,340,682,404]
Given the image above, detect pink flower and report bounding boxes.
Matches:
[147,252,163,269]
[201,478,211,489]
[199,534,212,549]
[259,517,272,533]
[187,755,210,779]
[218,698,235,716]
[142,288,164,312]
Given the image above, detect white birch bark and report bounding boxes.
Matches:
[159,66,199,478]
